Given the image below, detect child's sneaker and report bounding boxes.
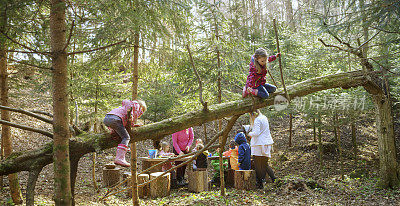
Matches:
[247,87,258,96]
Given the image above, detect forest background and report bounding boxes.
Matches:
[0,0,399,205]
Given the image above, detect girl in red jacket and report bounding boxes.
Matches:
[242,48,280,99]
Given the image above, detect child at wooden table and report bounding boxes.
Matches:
[193,143,209,170]
[158,141,177,188]
[158,141,175,171]
[223,141,239,170]
[235,131,251,170]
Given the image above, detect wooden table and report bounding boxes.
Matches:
[138,156,193,174]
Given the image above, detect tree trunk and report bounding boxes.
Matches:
[336,114,344,180]
[50,0,72,205]
[285,0,296,31]
[0,70,381,176]
[313,116,316,142]
[372,93,400,188]
[289,113,293,147]
[26,168,42,206]
[351,119,357,162]
[0,6,23,205]
[130,30,140,206]
[318,115,323,166]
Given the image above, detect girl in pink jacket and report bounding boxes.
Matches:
[242,48,280,99]
[103,99,147,167]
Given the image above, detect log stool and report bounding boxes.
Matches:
[149,172,170,198]
[225,168,235,188]
[188,168,208,192]
[102,163,121,187]
[126,173,150,198]
[234,170,256,190]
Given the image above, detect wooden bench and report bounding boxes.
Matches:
[234,170,256,190]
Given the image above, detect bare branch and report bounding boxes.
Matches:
[186,44,208,110]
[0,105,53,124]
[357,31,381,51]
[63,20,75,52]
[67,40,126,55]
[0,31,50,56]
[319,38,348,52]
[323,22,353,49]
[30,110,53,118]
[0,119,53,138]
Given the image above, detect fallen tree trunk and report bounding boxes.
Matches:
[0,70,377,176]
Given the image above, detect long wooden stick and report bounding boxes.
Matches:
[273,19,290,102]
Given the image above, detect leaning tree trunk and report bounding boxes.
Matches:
[0,70,384,177]
[0,6,23,204]
[50,0,72,205]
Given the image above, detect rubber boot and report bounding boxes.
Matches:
[242,86,249,98]
[114,144,130,167]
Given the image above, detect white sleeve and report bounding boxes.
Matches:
[248,118,262,137]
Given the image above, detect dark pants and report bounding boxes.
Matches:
[173,147,188,182]
[254,156,276,184]
[256,83,276,99]
[103,114,130,145]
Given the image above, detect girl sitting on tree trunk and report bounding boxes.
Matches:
[242,48,280,99]
[103,99,147,167]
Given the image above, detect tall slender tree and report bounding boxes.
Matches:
[50,0,72,205]
[0,4,23,204]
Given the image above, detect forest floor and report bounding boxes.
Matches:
[1,77,400,206]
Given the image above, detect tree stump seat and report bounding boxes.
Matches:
[102,164,121,187]
[126,173,150,198]
[234,170,256,190]
[149,172,170,198]
[188,168,208,192]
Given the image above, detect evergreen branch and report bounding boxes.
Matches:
[7,57,51,70]
[7,50,47,54]
[0,119,53,138]
[67,40,126,55]
[369,25,400,34]
[0,105,53,124]
[0,31,50,56]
